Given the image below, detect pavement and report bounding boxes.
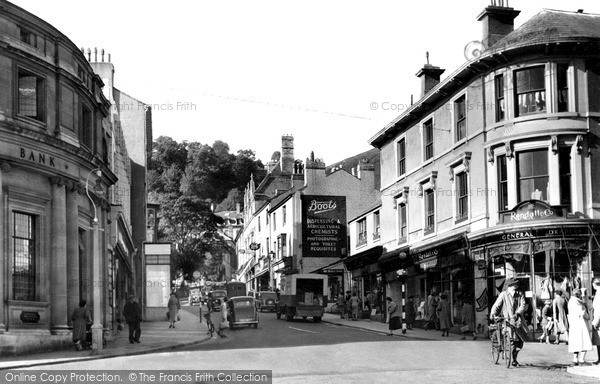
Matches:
[0,304,212,370]
[320,313,600,380]
[1,307,598,381]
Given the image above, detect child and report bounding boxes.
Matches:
[538,300,554,344]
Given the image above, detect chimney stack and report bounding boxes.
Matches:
[281,135,294,174]
[416,52,445,98]
[477,4,520,49]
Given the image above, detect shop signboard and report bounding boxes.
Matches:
[500,200,563,224]
[301,195,347,258]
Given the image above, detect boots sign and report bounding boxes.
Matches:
[302,195,347,258]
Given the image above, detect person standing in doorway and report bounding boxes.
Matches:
[553,289,569,345]
[437,293,452,337]
[406,296,416,330]
[350,292,360,321]
[123,294,142,344]
[460,297,477,340]
[424,290,439,330]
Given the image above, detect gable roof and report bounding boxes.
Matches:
[326,148,380,189]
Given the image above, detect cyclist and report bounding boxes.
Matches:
[490,277,527,367]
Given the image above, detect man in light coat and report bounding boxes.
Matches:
[490,277,527,367]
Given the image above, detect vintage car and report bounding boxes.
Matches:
[208,290,226,311]
[227,296,259,329]
[257,291,278,312]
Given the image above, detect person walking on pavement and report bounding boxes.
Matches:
[168,292,181,329]
[218,297,229,337]
[567,288,592,366]
[123,294,142,344]
[437,293,452,337]
[460,297,477,340]
[591,278,600,364]
[71,299,91,351]
[345,291,352,320]
[490,277,527,367]
[387,297,401,336]
[553,289,569,345]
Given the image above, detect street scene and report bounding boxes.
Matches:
[2,0,600,383]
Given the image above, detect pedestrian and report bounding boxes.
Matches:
[567,288,593,366]
[218,297,229,337]
[406,296,416,330]
[424,289,439,330]
[538,300,554,344]
[350,292,360,321]
[460,298,477,340]
[387,297,401,336]
[553,289,569,345]
[337,294,347,320]
[71,299,91,351]
[168,292,181,329]
[365,291,372,314]
[591,278,600,364]
[437,293,452,337]
[123,294,142,344]
[345,291,352,320]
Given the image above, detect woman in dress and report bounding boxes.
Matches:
[71,299,91,351]
[538,300,554,344]
[387,297,400,336]
[553,289,569,345]
[567,289,592,366]
[591,278,600,364]
[167,292,181,329]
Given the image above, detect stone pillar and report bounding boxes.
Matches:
[50,176,69,333]
[0,161,10,333]
[66,182,81,327]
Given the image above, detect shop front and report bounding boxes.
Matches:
[311,259,345,303]
[410,233,471,325]
[469,202,600,339]
[377,246,411,323]
[343,246,382,320]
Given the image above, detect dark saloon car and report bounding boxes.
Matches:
[208,290,226,311]
[227,296,259,329]
[258,291,278,312]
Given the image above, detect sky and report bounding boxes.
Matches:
[9,0,600,165]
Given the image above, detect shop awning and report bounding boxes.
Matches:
[377,245,411,271]
[343,246,383,271]
[310,258,345,274]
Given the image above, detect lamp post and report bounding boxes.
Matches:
[85,169,104,350]
[268,251,275,290]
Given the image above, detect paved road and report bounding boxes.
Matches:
[25,305,598,384]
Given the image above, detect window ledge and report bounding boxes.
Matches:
[455,216,469,225]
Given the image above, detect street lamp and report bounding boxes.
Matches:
[85,168,104,350]
[268,251,275,290]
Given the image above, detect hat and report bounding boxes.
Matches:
[504,277,519,287]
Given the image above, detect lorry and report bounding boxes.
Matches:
[225,281,246,299]
[277,274,328,322]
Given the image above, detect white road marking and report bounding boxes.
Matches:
[288,326,318,334]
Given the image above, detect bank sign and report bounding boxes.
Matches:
[301,195,347,258]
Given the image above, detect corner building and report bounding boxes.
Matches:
[370,5,600,337]
[0,1,140,354]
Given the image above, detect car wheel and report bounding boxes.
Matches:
[253,323,258,329]
[276,311,281,320]
[313,317,321,323]
[302,316,307,320]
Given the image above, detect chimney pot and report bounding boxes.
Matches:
[477,5,520,49]
[416,63,445,98]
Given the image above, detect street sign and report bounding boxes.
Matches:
[193,270,201,279]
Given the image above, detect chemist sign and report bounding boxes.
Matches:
[301,195,347,258]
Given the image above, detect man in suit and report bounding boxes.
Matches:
[490,277,527,367]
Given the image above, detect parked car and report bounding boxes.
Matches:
[227,296,259,329]
[208,290,226,311]
[258,291,278,312]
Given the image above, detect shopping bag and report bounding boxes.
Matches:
[220,320,229,329]
[177,314,181,321]
[460,325,470,333]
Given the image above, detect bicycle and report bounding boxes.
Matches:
[489,316,519,368]
[204,311,215,338]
